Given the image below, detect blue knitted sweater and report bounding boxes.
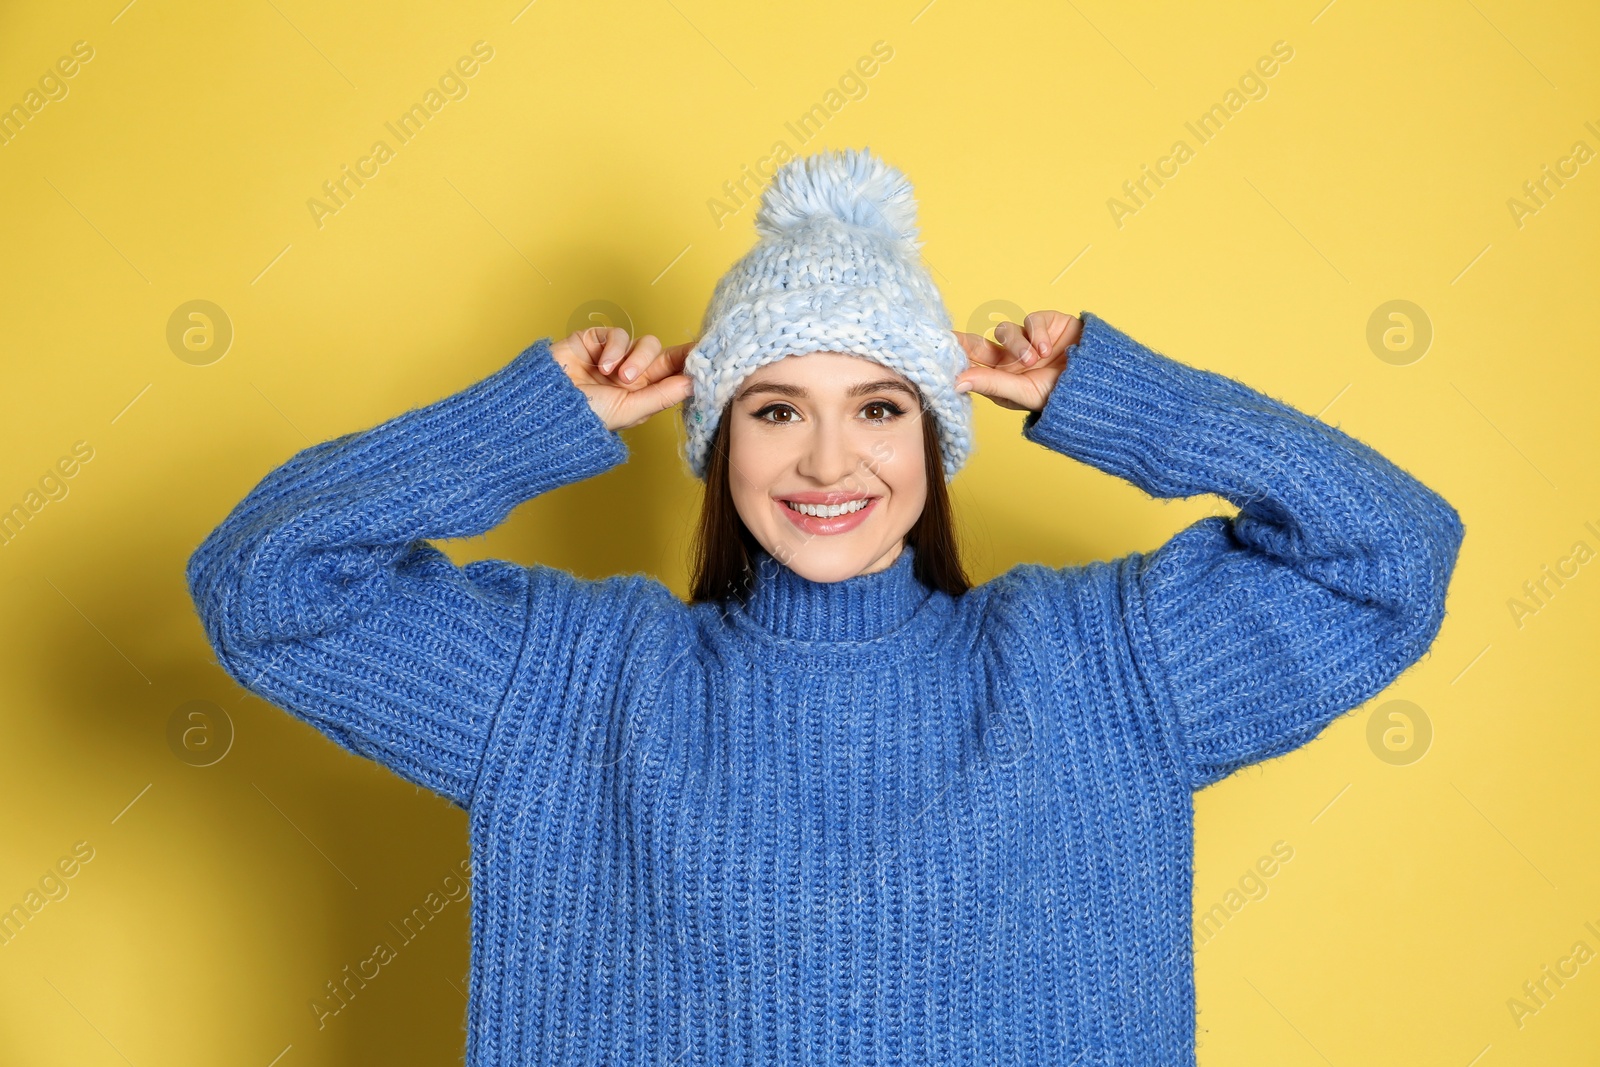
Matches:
[187,312,1463,1065]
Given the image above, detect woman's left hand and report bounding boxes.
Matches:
[952,311,1083,412]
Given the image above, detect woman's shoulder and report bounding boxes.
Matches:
[519,561,693,646]
[975,555,1130,626]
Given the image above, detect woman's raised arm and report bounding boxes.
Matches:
[185,335,656,810]
[1016,312,1465,791]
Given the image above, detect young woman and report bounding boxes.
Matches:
[187,149,1464,1065]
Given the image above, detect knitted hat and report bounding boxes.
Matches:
[681,147,972,482]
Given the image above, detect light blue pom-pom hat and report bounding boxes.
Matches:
[681,146,973,483]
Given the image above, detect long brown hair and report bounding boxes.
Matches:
[688,397,971,604]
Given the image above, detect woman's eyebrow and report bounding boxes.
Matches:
[735,378,918,402]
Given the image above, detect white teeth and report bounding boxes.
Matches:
[786,498,870,518]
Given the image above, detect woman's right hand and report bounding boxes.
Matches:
[550,327,697,432]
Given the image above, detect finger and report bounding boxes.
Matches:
[614,334,663,384]
[1023,310,1078,364]
[616,338,689,389]
[640,338,697,384]
[1021,311,1058,362]
[952,329,1013,369]
[614,373,695,428]
[577,326,611,365]
[993,321,1038,368]
[596,328,632,374]
[555,331,612,383]
[661,338,698,374]
[955,365,1034,409]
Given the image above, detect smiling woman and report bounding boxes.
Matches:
[691,346,966,596]
[677,148,979,597]
[188,146,1465,1066]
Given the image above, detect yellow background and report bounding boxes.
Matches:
[2,0,1596,1063]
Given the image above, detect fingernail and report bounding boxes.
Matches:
[622,367,637,381]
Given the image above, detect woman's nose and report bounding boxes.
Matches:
[795,426,862,485]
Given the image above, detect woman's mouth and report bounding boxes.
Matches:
[776,495,879,535]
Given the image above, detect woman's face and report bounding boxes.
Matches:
[726,352,928,583]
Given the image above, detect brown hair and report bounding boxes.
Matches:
[688,398,971,604]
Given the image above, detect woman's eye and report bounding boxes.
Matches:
[862,400,905,423]
[750,400,905,424]
[753,403,796,424]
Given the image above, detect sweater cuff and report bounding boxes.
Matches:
[1021,312,1210,500]
[429,336,630,503]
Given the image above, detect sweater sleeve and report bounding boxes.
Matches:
[1020,312,1465,791]
[185,337,630,810]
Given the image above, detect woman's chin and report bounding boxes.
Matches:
[765,534,895,583]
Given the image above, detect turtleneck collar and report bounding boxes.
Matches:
[737,542,933,643]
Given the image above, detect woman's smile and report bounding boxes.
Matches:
[776,493,880,535]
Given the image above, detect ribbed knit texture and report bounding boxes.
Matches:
[186,311,1465,1065]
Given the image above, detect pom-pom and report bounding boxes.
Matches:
[754,147,921,244]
